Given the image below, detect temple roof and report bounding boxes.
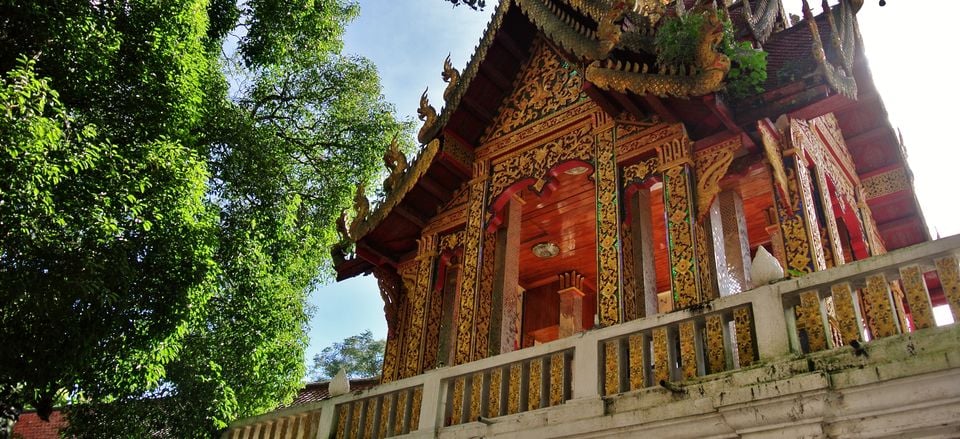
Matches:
[334,0,927,280]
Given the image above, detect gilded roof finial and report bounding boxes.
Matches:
[350,183,369,237]
[417,88,438,143]
[442,54,460,101]
[382,133,407,195]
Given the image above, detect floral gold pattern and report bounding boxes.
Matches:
[528,358,543,411]
[489,367,503,417]
[596,126,622,325]
[734,306,757,366]
[705,314,725,374]
[474,231,497,360]
[470,372,484,420]
[899,265,935,330]
[830,282,863,344]
[455,162,489,365]
[394,390,408,435]
[652,327,669,384]
[604,340,620,396]
[378,393,393,438]
[450,377,465,426]
[621,222,638,321]
[410,387,422,431]
[550,352,566,405]
[404,234,437,376]
[796,291,827,352]
[679,321,697,379]
[863,273,898,339]
[935,256,960,323]
[628,333,646,390]
[507,363,522,415]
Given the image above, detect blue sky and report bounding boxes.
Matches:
[304,0,960,369]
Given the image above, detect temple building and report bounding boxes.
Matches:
[224,0,960,437]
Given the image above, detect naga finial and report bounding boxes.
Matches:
[417,88,438,143]
[597,1,630,58]
[382,133,407,195]
[349,183,369,237]
[442,54,460,101]
[331,210,352,266]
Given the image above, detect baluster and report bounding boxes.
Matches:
[734,306,757,366]
[378,394,393,438]
[528,357,543,411]
[652,327,669,383]
[796,291,828,352]
[449,377,465,425]
[935,256,960,321]
[394,390,408,435]
[705,314,725,374]
[488,367,504,417]
[603,340,620,395]
[507,363,522,415]
[899,265,935,330]
[335,404,349,439]
[409,387,422,432]
[831,282,864,344]
[470,372,484,421]
[863,273,899,338]
[679,321,698,379]
[350,400,362,439]
[628,333,647,390]
[549,352,566,405]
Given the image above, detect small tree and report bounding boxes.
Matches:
[310,331,385,381]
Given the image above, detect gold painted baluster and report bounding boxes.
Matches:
[796,291,828,352]
[528,358,543,411]
[628,333,646,390]
[488,367,503,417]
[652,327,669,383]
[409,387,422,432]
[507,363,522,415]
[377,394,392,438]
[450,377,465,426]
[470,372,484,421]
[830,282,863,344]
[549,352,565,405]
[604,340,620,395]
[936,256,960,321]
[394,391,407,435]
[350,401,362,439]
[899,265,935,330]
[363,398,376,439]
[863,273,899,338]
[734,306,757,366]
[679,321,698,379]
[335,404,348,439]
[705,314,725,374]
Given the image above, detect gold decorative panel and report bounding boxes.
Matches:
[693,137,739,220]
[450,377,465,426]
[628,334,646,390]
[378,394,393,438]
[679,321,697,379]
[899,265,934,330]
[423,252,445,369]
[663,164,700,309]
[734,306,757,366]
[550,353,565,405]
[596,126,622,326]
[621,157,659,188]
[410,387,422,432]
[830,282,862,344]
[861,167,909,200]
[705,314,725,374]
[364,398,376,439]
[350,401,362,439]
[394,391,407,436]
[488,367,503,417]
[621,222,638,321]
[336,404,348,439]
[474,231,497,360]
[936,256,960,322]
[404,235,437,376]
[483,39,586,143]
[528,359,543,411]
[863,273,898,339]
[796,291,827,352]
[604,340,619,396]
[652,327,669,384]
[507,363,522,415]
[455,163,489,365]
[489,124,594,204]
[470,372,484,421]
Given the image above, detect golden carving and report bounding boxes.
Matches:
[705,314,725,374]
[394,390,407,435]
[441,134,475,170]
[489,124,595,204]
[617,123,683,163]
[604,340,620,396]
[628,333,646,390]
[861,167,909,200]
[488,367,503,417]
[622,157,659,188]
[621,222,638,321]
[473,231,496,360]
[549,352,565,405]
[470,372,484,421]
[899,265,935,330]
[454,162,489,365]
[758,119,791,210]
[663,165,700,309]
[796,291,827,352]
[734,306,757,366]
[364,397,376,437]
[410,387,422,431]
[695,221,716,300]
[483,39,586,143]
[350,183,370,238]
[679,321,697,379]
[442,54,460,102]
[935,256,960,324]
[382,134,408,195]
[863,273,898,339]
[417,88,438,144]
[596,126,622,326]
[693,137,739,220]
[801,0,857,98]
[652,327,669,384]
[450,377,464,426]
[336,404,348,439]
[585,8,730,98]
[403,234,437,377]
[528,358,543,411]
[657,136,692,170]
[378,393,393,438]
[507,363,522,415]
[438,230,464,253]
[830,282,862,344]
[515,0,621,61]
[350,400,361,439]
[479,101,598,161]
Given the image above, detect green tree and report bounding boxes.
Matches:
[0,0,407,436]
[310,330,386,380]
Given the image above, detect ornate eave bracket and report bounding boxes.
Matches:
[802,0,859,99]
[516,0,629,61]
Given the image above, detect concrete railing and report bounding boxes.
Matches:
[223,235,960,439]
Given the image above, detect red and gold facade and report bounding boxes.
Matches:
[335,0,930,382]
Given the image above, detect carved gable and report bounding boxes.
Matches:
[482,38,586,143]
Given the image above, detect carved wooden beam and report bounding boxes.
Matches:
[394,205,427,228]
[702,94,740,133]
[418,174,454,203]
[583,82,621,117]
[642,95,679,123]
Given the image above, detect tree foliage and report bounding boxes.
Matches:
[0,0,408,436]
[310,330,386,381]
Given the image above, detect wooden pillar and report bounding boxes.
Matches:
[473,231,496,360]
[759,118,826,276]
[557,271,586,338]
[658,134,704,309]
[454,161,489,365]
[402,234,437,377]
[491,197,522,355]
[710,191,752,295]
[595,125,622,325]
